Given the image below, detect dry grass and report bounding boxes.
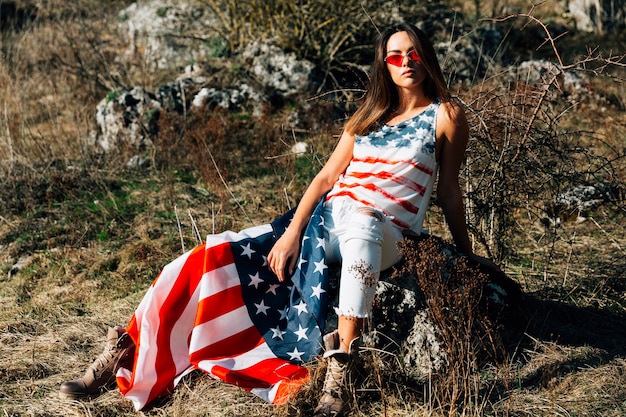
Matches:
[1,1,626,416]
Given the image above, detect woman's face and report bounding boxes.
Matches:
[384,31,426,93]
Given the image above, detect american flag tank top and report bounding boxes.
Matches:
[326,101,439,233]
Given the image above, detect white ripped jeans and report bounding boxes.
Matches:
[323,197,403,318]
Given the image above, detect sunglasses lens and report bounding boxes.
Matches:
[409,50,421,63]
[385,55,403,67]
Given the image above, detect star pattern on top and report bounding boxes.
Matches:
[357,103,436,149]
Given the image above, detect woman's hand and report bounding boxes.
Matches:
[267,228,301,282]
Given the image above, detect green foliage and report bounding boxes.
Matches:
[206,35,228,58]
[172,168,197,185]
[144,106,160,122]
[156,6,171,18]
[106,89,123,104]
[0,169,146,252]
[293,153,322,187]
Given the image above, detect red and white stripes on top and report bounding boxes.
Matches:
[326,101,439,233]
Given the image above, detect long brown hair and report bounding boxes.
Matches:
[345,23,451,136]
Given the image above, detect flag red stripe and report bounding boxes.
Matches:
[209,358,308,388]
[195,284,247,324]
[349,170,426,195]
[149,244,207,403]
[190,326,264,362]
[336,182,419,214]
[352,156,434,175]
[203,241,235,274]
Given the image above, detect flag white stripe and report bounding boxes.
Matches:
[196,340,275,371]
[197,263,241,300]
[189,305,254,354]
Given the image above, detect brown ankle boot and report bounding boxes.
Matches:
[313,330,361,417]
[59,326,133,400]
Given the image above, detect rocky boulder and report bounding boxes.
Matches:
[325,235,524,382]
[567,0,626,34]
[94,87,161,152]
[93,42,316,153]
[241,41,318,97]
[117,1,222,71]
[504,59,592,101]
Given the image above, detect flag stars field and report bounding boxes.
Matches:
[294,300,308,316]
[271,327,286,340]
[287,347,305,362]
[255,300,270,315]
[313,259,328,274]
[248,272,264,288]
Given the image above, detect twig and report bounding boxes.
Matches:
[483,7,564,67]
[211,202,215,235]
[562,232,574,286]
[3,102,14,174]
[589,216,625,255]
[283,188,292,210]
[175,205,185,253]
[306,88,366,102]
[188,210,203,244]
[360,5,380,35]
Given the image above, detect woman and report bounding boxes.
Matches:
[268,22,497,416]
[60,22,497,416]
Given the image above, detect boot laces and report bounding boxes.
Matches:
[92,332,130,375]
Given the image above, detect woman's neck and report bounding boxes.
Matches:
[395,91,431,115]
[387,93,432,123]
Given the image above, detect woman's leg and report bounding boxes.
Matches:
[335,207,401,350]
[314,206,402,416]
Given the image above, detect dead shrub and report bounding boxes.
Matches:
[154,107,289,186]
[395,236,505,416]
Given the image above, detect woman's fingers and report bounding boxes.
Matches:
[268,249,286,282]
[286,256,297,278]
[268,234,300,282]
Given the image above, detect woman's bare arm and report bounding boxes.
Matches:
[268,129,355,281]
[437,102,501,271]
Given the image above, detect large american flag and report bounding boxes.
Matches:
[116,202,331,410]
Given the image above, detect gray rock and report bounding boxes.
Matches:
[191,84,265,116]
[91,68,268,152]
[118,1,222,71]
[94,87,161,152]
[241,41,316,95]
[566,0,626,34]
[507,60,590,98]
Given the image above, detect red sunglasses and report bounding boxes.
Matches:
[385,49,421,67]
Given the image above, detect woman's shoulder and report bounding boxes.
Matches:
[438,99,465,118]
[437,99,468,129]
